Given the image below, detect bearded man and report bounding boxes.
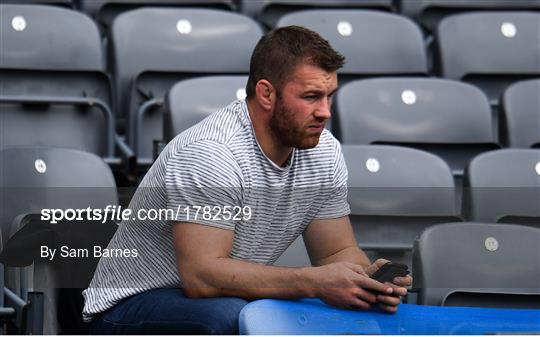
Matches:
[83,25,412,334]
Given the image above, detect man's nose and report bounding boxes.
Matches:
[315,100,332,120]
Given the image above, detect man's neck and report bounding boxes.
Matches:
[247,99,293,167]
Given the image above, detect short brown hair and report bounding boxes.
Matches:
[246,26,345,99]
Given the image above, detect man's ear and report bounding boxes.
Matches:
[255,79,275,111]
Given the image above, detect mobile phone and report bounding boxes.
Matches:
[371,262,409,283]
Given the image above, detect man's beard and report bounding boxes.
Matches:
[268,97,324,150]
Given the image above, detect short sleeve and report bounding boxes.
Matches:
[314,141,350,219]
[165,140,244,230]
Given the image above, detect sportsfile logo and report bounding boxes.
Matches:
[40,205,252,224]
[40,205,131,224]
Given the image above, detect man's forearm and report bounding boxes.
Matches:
[313,245,371,268]
[180,257,318,300]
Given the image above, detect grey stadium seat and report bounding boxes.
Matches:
[342,145,461,264]
[435,12,540,106]
[241,0,394,28]
[413,222,540,308]
[0,4,129,166]
[110,8,262,166]
[0,147,118,334]
[164,76,248,141]
[277,9,427,138]
[80,0,236,29]
[275,145,462,267]
[500,79,540,149]
[400,0,540,33]
[335,78,499,176]
[0,147,118,245]
[162,75,336,154]
[462,149,540,226]
[277,10,427,81]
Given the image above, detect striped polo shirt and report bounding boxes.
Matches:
[82,99,350,321]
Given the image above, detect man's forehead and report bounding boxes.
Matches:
[289,64,338,91]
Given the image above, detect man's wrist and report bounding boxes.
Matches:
[298,266,319,298]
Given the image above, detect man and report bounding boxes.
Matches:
[83,26,412,334]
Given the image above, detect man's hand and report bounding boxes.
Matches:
[365,259,413,313]
[309,262,394,310]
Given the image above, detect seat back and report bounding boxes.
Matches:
[400,0,540,33]
[242,0,393,28]
[342,145,460,259]
[0,4,114,158]
[336,78,499,176]
[164,76,248,141]
[0,147,118,334]
[462,149,540,225]
[110,8,262,163]
[0,147,118,243]
[413,222,540,308]
[81,0,236,28]
[277,9,427,79]
[1,4,102,71]
[500,79,540,148]
[435,12,540,105]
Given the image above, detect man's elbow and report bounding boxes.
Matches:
[179,266,220,298]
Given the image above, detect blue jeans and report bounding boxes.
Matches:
[90,288,249,334]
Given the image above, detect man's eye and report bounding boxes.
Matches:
[304,95,317,100]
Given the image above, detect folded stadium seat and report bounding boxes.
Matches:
[500,79,540,149]
[412,222,540,308]
[434,12,540,108]
[240,0,394,29]
[275,145,464,267]
[277,10,428,83]
[400,1,540,75]
[0,4,132,169]
[275,145,462,268]
[110,8,262,168]
[462,149,540,227]
[277,10,428,140]
[342,145,462,265]
[164,76,249,142]
[163,75,334,147]
[0,147,119,334]
[81,0,237,30]
[0,232,17,333]
[400,0,540,34]
[335,78,500,178]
